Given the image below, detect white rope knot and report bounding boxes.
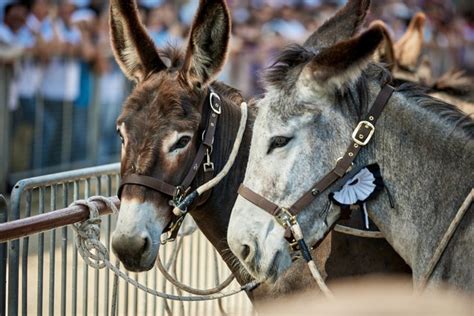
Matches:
[70,196,118,269]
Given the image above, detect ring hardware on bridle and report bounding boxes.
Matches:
[117,87,222,244]
[238,84,395,297]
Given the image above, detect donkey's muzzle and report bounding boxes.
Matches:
[112,231,155,271]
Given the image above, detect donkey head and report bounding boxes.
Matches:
[227,0,385,283]
[372,13,430,84]
[110,0,230,272]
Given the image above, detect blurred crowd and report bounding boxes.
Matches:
[0,0,473,176]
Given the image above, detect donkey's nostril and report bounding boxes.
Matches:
[241,244,251,261]
[141,234,151,254]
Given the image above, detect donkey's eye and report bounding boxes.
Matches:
[268,136,292,154]
[117,128,124,144]
[170,136,191,152]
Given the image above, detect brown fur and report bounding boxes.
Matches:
[394,12,426,70]
[370,20,396,70]
[110,0,254,281]
[181,0,231,86]
[109,0,166,81]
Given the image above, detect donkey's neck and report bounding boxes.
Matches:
[363,82,474,279]
[191,83,255,285]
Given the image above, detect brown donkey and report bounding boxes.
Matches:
[109,0,254,287]
[372,13,473,114]
[109,0,410,300]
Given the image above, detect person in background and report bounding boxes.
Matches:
[0,2,38,172]
[96,10,126,164]
[39,1,81,167]
[71,8,99,163]
[0,2,30,47]
[146,4,184,47]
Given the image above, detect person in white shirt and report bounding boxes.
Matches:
[39,2,82,167]
[0,3,38,172]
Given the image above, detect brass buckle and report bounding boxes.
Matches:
[351,120,375,146]
[274,207,297,229]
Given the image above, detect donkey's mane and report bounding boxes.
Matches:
[397,83,474,139]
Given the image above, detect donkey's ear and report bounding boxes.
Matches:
[306,25,384,89]
[394,12,426,70]
[180,0,231,87]
[109,0,166,82]
[370,20,396,70]
[304,0,370,49]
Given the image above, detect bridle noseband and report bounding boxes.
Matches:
[117,88,222,243]
[238,84,395,248]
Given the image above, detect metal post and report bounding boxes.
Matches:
[0,195,8,316]
[21,191,32,316]
[8,188,21,316]
[87,75,101,164]
[48,186,56,316]
[0,65,12,194]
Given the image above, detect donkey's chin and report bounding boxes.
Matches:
[256,250,293,285]
[118,243,160,272]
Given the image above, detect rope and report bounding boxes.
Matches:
[290,223,335,299]
[417,188,473,290]
[334,224,384,238]
[156,245,235,295]
[70,196,259,302]
[196,102,248,195]
[172,102,248,216]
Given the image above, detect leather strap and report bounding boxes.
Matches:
[181,110,218,189]
[118,88,220,201]
[118,174,177,198]
[239,84,395,225]
[238,185,280,215]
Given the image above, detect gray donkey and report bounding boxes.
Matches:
[228,0,473,292]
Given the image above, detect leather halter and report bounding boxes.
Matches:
[238,84,395,244]
[117,88,222,240]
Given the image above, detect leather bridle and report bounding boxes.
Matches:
[117,88,222,242]
[238,84,395,247]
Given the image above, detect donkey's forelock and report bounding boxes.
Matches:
[264,44,316,91]
[158,45,185,71]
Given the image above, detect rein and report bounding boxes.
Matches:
[117,88,222,243]
[238,84,395,296]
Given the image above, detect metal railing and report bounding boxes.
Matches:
[0,57,128,193]
[0,164,252,316]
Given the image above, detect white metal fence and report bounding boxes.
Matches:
[0,164,252,316]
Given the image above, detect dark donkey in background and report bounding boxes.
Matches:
[109,0,410,301]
